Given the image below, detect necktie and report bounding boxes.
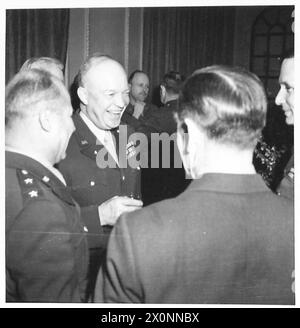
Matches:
[103,130,118,164]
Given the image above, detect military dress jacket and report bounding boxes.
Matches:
[95,173,294,304]
[6,151,88,302]
[57,113,141,250]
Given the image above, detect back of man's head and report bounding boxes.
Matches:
[20,57,64,81]
[6,68,69,130]
[178,65,267,150]
[161,71,185,95]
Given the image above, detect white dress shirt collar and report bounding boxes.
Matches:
[79,111,119,164]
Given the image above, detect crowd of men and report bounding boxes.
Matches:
[5,41,294,303]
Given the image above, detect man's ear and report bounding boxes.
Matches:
[39,109,52,132]
[177,117,203,178]
[77,86,88,105]
[176,120,188,157]
[178,118,201,155]
[160,85,166,101]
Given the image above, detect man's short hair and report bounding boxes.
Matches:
[20,57,64,78]
[128,69,148,84]
[177,65,267,149]
[77,53,113,87]
[161,71,185,95]
[6,69,69,128]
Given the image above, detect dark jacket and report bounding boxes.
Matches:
[95,173,294,304]
[6,151,88,302]
[144,99,178,135]
[121,102,159,135]
[135,100,190,205]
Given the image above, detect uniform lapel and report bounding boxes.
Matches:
[73,113,106,161]
[73,112,120,168]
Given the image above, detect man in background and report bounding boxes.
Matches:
[137,70,185,134]
[95,65,294,304]
[121,69,158,129]
[6,69,88,302]
[158,71,184,133]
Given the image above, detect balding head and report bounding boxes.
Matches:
[77,54,112,88]
[128,70,149,103]
[20,57,64,81]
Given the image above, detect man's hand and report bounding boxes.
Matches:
[132,101,145,119]
[98,196,143,226]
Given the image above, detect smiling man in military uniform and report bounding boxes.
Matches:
[58,54,143,298]
[5,69,88,302]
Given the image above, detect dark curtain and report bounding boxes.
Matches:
[6,9,70,84]
[143,7,236,104]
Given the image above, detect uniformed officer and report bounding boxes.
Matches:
[57,54,143,298]
[5,69,88,302]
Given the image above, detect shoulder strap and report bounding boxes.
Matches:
[16,168,44,205]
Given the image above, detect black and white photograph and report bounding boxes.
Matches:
[2,0,296,310]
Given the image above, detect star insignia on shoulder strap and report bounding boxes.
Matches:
[28,190,38,198]
[16,169,44,202]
